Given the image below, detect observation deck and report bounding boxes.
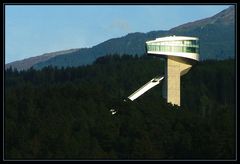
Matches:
[146,36,199,61]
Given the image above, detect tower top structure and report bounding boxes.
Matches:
[146,35,199,61]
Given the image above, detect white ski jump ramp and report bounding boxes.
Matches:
[128,76,164,101]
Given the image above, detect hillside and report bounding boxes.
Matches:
[33,31,167,69]
[5,49,80,70]
[169,5,235,59]
[6,6,235,70]
[5,55,235,159]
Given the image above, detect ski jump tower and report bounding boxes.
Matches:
[146,36,199,106]
[111,36,199,114]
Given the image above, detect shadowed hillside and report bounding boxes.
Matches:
[5,55,235,159]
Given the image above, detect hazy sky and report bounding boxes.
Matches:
[5,4,230,63]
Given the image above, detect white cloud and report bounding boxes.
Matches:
[109,19,131,33]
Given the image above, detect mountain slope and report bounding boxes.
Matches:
[170,6,234,31]
[33,6,235,69]
[5,49,80,70]
[169,5,235,59]
[33,31,168,69]
[6,6,235,70]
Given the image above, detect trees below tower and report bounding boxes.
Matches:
[5,54,235,159]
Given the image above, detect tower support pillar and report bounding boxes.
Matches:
[163,56,192,106]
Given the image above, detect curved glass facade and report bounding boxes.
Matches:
[146,40,199,54]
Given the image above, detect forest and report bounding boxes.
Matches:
[5,54,236,159]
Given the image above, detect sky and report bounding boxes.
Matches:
[5,5,231,64]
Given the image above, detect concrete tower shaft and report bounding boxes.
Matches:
[163,56,192,106]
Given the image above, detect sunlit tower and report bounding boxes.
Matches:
[110,36,200,114]
[145,36,200,106]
